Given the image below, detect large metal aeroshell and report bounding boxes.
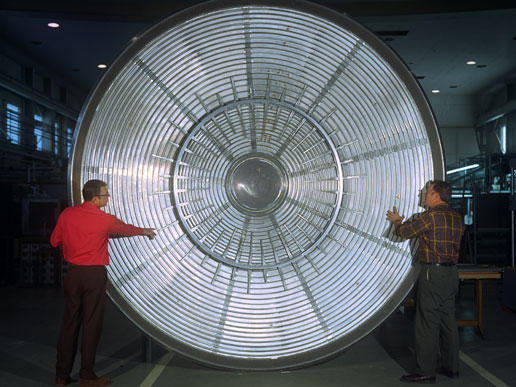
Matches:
[69,0,443,370]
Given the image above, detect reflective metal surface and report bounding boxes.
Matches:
[229,154,285,213]
[70,0,444,370]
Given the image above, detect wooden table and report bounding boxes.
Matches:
[457,264,503,337]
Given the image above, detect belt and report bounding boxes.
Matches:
[423,262,455,267]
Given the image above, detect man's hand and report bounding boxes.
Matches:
[386,206,405,224]
[142,228,156,240]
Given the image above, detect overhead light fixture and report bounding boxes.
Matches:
[48,22,60,28]
[446,163,480,175]
[97,64,107,69]
[431,89,440,94]
[466,60,476,65]
[501,125,507,154]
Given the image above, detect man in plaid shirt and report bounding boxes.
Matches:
[387,180,465,384]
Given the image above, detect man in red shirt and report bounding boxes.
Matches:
[51,180,155,387]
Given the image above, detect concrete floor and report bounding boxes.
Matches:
[1,279,515,387]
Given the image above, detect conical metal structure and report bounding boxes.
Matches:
[69,0,444,370]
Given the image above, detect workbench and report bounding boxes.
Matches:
[457,264,503,337]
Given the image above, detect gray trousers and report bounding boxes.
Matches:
[414,264,459,376]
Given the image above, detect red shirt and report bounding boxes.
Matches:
[50,202,143,265]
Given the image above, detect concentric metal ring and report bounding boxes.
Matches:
[70,0,443,370]
[173,98,342,271]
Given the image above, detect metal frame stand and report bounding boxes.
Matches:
[141,334,152,363]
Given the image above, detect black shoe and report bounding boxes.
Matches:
[400,374,436,384]
[80,377,111,387]
[438,368,459,378]
[56,376,76,386]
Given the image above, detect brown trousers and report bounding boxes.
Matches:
[56,264,107,379]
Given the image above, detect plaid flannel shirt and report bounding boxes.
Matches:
[395,203,465,264]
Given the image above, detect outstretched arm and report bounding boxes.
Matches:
[107,214,156,240]
[387,207,431,239]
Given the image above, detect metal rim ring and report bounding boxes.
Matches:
[70,0,443,370]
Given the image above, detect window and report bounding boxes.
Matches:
[54,121,59,155]
[34,113,43,151]
[67,127,73,156]
[6,103,20,144]
[34,112,52,152]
